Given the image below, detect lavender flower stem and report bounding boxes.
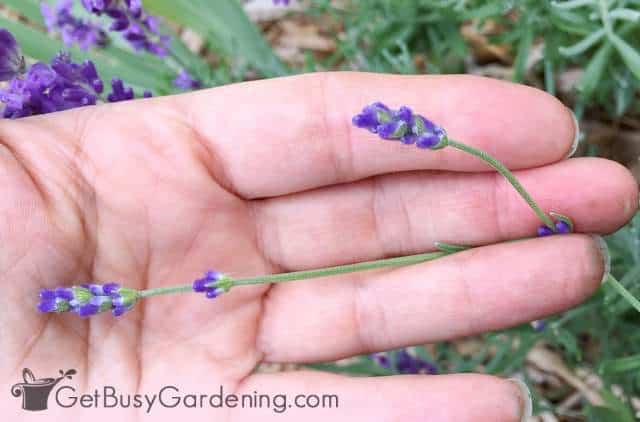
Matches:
[138,251,445,298]
[446,138,556,231]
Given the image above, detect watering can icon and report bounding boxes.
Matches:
[10,368,76,411]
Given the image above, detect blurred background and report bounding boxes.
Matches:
[1,0,640,420]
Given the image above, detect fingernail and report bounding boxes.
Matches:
[592,235,611,284]
[508,378,532,421]
[564,110,581,159]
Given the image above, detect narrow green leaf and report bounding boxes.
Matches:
[512,22,534,82]
[600,353,640,373]
[551,0,595,9]
[607,32,640,80]
[576,41,613,98]
[559,28,606,57]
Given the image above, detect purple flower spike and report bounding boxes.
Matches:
[42,0,107,51]
[37,282,135,318]
[0,29,24,81]
[353,102,447,149]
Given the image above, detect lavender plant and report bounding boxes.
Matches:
[0,29,149,118]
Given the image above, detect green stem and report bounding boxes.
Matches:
[447,138,556,230]
[138,251,446,298]
[605,274,640,314]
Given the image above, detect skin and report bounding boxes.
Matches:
[0,72,637,421]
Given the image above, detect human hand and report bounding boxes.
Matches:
[1,73,636,421]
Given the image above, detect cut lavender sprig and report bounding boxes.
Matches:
[353,101,574,235]
[37,283,138,317]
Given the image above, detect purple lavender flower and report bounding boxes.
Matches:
[81,0,113,14]
[37,283,136,317]
[536,213,574,237]
[81,0,170,57]
[530,319,547,332]
[537,226,554,237]
[353,102,447,149]
[41,0,107,51]
[107,78,133,102]
[173,70,202,90]
[395,350,438,375]
[110,286,138,316]
[0,29,24,81]
[370,350,437,374]
[370,352,391,369]
[273,0,291,4]
[193,270,233,300]
[0,52,108,118]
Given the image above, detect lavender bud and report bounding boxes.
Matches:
[537,226,554,237]
[39,289,57,301]
[537,213,574,237]
[111,287,139,308]
[377,120,408,140]
[352,102,392,133]
[205,288,225,299]
[370,353,391,369]
[103,282,121,295]
[37,298,70,313]
[76,303,100,317]
[192,278,209,293]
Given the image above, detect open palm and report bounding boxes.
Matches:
[1,73,636,421]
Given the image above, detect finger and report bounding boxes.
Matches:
[252,157,637,270]
[174,72,575,198]
[256,234,605,363]
[232,371,528,422]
